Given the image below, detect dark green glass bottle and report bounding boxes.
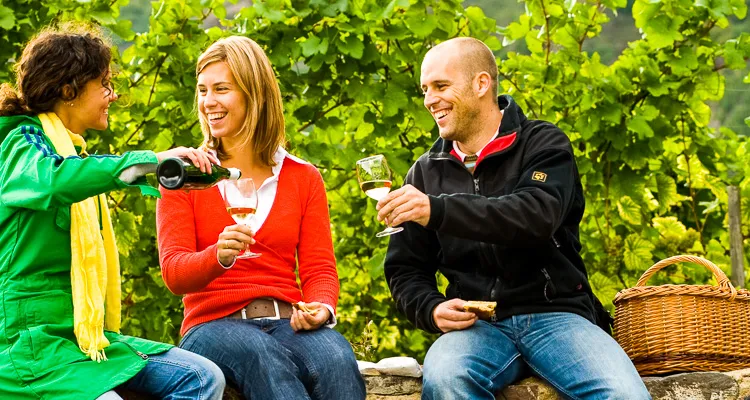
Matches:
[156,157,241,190]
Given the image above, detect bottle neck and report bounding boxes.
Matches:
[227,168,242,180]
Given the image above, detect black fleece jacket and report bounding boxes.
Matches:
[384,95,600,334]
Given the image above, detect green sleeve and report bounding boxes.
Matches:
[0,124,159,210]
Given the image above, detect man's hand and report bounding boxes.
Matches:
[432,299,478,333]
[376,184,431,227]
[290,302,331,332]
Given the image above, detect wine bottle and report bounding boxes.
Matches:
[156,157,241,190]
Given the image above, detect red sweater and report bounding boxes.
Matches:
[156,157,339,336]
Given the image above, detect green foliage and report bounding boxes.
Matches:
[495,0,750,311]
[1,0,749,361]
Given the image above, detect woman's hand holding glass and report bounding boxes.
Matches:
[222,178,262,259]
[216,224,256,267]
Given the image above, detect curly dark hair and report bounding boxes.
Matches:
[0,23,113,117]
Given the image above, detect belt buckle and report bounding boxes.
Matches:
[243,298,281,320]
[265,299,281,320]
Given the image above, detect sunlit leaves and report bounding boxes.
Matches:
[653,216,687,237]
[627,115,654,139]
[617,196,642,225]
[0,5,16,30]
[623,233,655,274]
[653,174,681,214]
[2,0,749,360]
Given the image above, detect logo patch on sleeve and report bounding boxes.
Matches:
[531,171,547,182]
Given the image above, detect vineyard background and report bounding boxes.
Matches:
[1,0,749,361]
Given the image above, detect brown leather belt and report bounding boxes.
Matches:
[227,298,293,320]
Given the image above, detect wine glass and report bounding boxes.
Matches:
[223,178,261,259]
[356,155,404,237]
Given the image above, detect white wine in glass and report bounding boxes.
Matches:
[361,180,392,201]
[223,178,261,259]
[356,155,403,237]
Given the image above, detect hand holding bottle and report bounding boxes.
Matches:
[216,224,256,267]
[156,147,218,174]
[156,154,241,190]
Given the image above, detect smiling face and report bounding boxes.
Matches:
[67,72,117,133]
[197,61,248,141]
[420,47,482,143]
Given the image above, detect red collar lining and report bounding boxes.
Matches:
[449,132,518,167]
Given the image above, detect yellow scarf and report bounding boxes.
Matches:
[38,112,121,362]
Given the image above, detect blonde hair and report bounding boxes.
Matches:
[196,36,285,166]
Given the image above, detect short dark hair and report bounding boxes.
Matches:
[0,23,112,116]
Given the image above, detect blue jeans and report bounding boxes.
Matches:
[423,312,650,400]
[97,347,225,400]
[180,318,366,400]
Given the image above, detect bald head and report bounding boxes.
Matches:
[424,37,498,101]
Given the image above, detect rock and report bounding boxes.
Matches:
[366,395,421,400]
[725,368,750,399]
[497,377,560,400]
[642,372,738,400]
[365,375,423,396]
[117,368,750,400]
[223,385,242,400]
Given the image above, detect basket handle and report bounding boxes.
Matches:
[635,255,737,298]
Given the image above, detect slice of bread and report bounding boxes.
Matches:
[292,302,319,315]
[463,301,496,320]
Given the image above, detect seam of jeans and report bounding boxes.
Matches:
[523,362,580,400]
[286,338,320,399]
[180,321,211,347]
[519,314,532,337]
[487,352,522,389]
[147,354,210,400]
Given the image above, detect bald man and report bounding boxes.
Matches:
[377,37,649,399]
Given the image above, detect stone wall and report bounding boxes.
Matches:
[121,368,750,400]
[361,369,750,400]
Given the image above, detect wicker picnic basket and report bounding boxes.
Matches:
[613,255,750,375]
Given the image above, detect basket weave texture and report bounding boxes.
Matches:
[613,255,750,376]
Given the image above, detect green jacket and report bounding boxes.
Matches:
[0,115,172,400]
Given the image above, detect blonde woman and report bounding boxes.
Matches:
[156,36,365,400]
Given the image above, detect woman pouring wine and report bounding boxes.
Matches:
[0,23,224,400]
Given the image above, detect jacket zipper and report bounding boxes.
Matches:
[489,277,500,322]
[541,267,557,301]
[446,151,503,316]
[474,175,499,314]
[122,341,149,360]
